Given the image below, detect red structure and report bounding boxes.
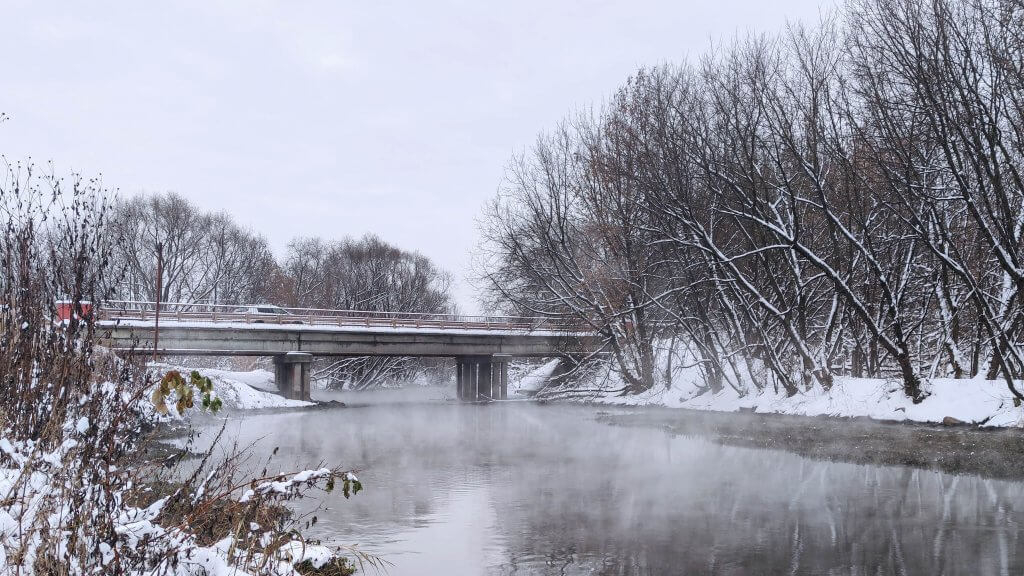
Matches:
[56,300,93,322]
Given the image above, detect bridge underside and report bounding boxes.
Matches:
[274,354,515,402]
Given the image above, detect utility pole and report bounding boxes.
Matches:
[153,241,164,362]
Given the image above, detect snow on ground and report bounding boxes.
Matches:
[151,364,313,411]
[212,374,313,410]
[509,360,561,397]
[0,434,341,575]
[590,371,1024,427]
[511,345,1024,427]
[203,367,279,393]
[0,380,333,575]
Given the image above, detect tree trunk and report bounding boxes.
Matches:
[897,351,925,403]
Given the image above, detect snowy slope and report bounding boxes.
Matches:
[151,364,313,411]
[509,359,561,397]
[591,374,1024,427]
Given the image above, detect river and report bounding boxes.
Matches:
[211,388,1024,575]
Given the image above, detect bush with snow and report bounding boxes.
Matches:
[0,169,367,575]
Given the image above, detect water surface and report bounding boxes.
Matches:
[214,389,1024,575]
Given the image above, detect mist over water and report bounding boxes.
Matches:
[214,389,1024,575]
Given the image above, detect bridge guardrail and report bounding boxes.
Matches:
[96,300,586,333]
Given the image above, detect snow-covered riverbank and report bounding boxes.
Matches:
[515,361,1024,428]
[178,360,1024,429]
[151,365,314,412]
[0,370,350,576]
[596,377,1023,427]
[198,367,314,410]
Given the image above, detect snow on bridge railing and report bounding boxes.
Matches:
[96,300,587,333]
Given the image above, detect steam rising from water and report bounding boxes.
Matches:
[211,391,1024,575]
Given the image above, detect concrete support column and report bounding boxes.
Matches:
[456,356,479,401]
[274,352,313,401]
[456,355,511,401]
[491,354,510,400]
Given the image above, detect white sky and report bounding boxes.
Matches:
[1,0,833,313]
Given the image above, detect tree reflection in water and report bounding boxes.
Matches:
[219,400,1024,576]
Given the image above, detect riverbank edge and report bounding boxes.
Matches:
[133,368,361,575]
[593,405,1024,481]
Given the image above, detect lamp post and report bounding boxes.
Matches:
[153,241,164,362]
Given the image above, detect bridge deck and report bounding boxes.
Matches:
[96,303,597,358]
[97,301,583,333]
[99,319,582,338]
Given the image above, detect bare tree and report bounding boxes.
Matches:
[110,192,279,306]
[478,108,668,394]
[479,0,1024,401]
[282,234,454,389]
[112,192,210,302]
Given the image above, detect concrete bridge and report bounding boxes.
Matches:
[97,301,598,402]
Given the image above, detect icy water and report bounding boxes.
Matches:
[214,390,1024,575]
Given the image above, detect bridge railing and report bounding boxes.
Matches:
[96,300,586,333]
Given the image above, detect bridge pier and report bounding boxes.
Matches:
[456,355,510,401]
[274,352,313,401]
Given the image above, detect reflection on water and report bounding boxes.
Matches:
[215,393,1024,575]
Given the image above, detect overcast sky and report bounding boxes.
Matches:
[1,0,833,312]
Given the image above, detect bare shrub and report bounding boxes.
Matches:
[0,161,366,574]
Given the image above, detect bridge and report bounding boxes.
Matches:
[96,301,599,402]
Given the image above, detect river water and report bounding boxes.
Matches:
[214,389,1024,575]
